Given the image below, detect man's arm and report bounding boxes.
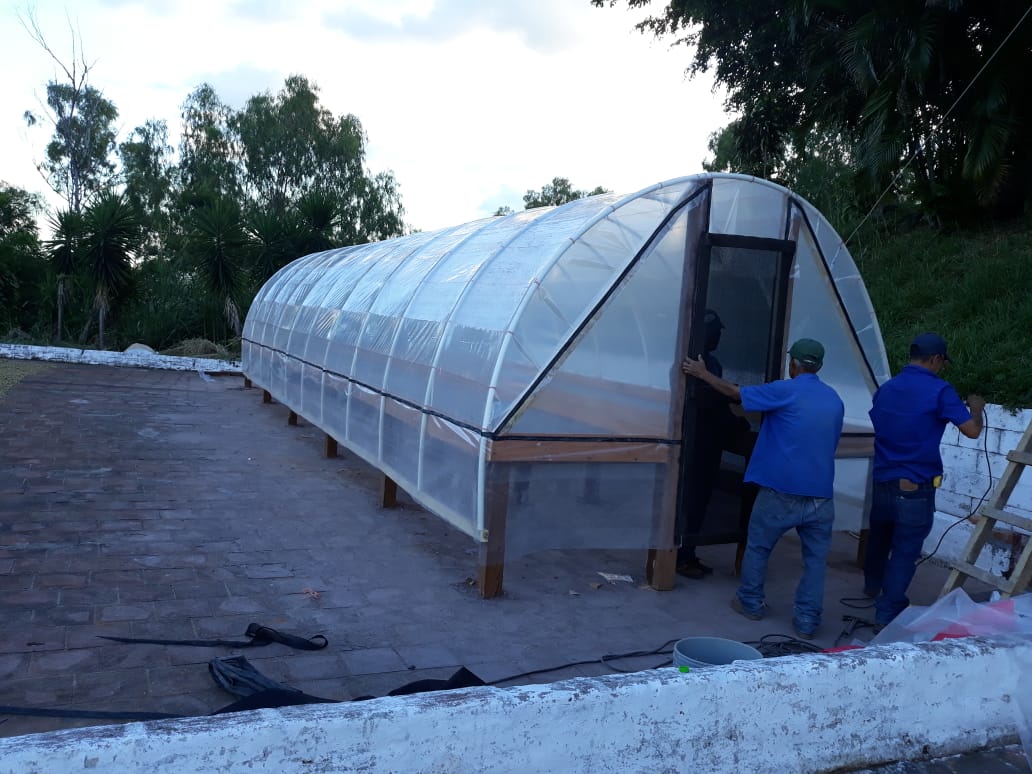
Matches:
[682,356,740,401]
[957,393,986,439]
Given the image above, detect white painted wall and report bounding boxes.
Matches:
[0,343,241,374]
[0,637,1028,773]
[926,405,1032,575]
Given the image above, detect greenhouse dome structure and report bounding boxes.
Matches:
[243,173,889,596]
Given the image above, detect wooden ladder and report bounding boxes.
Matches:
[940,417,1032,598]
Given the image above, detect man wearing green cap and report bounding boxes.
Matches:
[683,337,844,639]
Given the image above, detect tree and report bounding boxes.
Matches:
[178,84,241,207]
[80,192,140,348]
[186,198,247,337]
[0,185,46,334]
[21,12,118,213]
[704,122,864,230]
[593,0,1032,220]
[234,75,405,243]
[119,119,175,254]
[46,208,84,341]
[522,177,609,209]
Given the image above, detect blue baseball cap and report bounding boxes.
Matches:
[910,332,950,361]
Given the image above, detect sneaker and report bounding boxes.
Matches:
[792,622,816,640]
[676,559,713,580]
[863,587,880,599]
[730,595,764,621]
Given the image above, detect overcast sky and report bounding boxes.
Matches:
[1,0,730,233]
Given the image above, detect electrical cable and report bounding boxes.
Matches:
[840,4,1032,248]
[742,634,823,657]
[487,639,680,685]
[487,632,824,686]
[916,406,993,568]
[840,596,875,610]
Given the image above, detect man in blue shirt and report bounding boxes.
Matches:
[683,338,844,639]
[864,332,985,629]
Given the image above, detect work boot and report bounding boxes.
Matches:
[792,621,816,640]
[730,595,764,621]
[676,558,713,580]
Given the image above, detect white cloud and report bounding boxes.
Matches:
[324,0,587,54]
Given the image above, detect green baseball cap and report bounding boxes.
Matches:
[789,338,825,368]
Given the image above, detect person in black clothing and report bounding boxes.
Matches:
[677,309,749,579]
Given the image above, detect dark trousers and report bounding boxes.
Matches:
[863,480,936,626]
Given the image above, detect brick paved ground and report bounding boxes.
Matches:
[0,362,1022,771]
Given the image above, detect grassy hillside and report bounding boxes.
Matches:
[851,215,1032,408]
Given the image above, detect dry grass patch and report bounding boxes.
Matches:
[0,359,52,400]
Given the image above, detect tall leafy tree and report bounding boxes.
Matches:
[594,0,1032,219]
[178,84,240,207]
[21,13,119,213]
[0,185,46,333]
[119,119,175,254]
[234,76,405,243]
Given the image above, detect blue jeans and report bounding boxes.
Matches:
[736,487,834,633]
[863,480,936,626]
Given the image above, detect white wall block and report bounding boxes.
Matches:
[0,637,1027,774]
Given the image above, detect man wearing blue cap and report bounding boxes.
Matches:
[864,332,985,629]
[683,337,844,639]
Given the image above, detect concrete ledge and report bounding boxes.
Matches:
[0,343,241,375]
[1,637,1028,773]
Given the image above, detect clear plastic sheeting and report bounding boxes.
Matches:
[243,173,889,552]
[504,460,670,558]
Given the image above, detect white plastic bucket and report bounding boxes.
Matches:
[673,637,762,669]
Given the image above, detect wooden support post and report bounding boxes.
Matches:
[262,389,272,404]
[287,410,298,426]
[646,548,677,590]
[243,377,252,389]
[381,475,398,508]
[478,465,510,599]
[647,452,679,591]
[324,434,338,458]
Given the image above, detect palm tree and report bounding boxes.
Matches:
[244,209,294,285]
[81,192,140,348]
[46,209,84,342]
[294,189,339,254]
[187,198,246,336]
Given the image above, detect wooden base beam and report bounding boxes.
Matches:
[262,389,272,404]
[243,377,252,389]
[288,410,298,426]
[325,434,338,458]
